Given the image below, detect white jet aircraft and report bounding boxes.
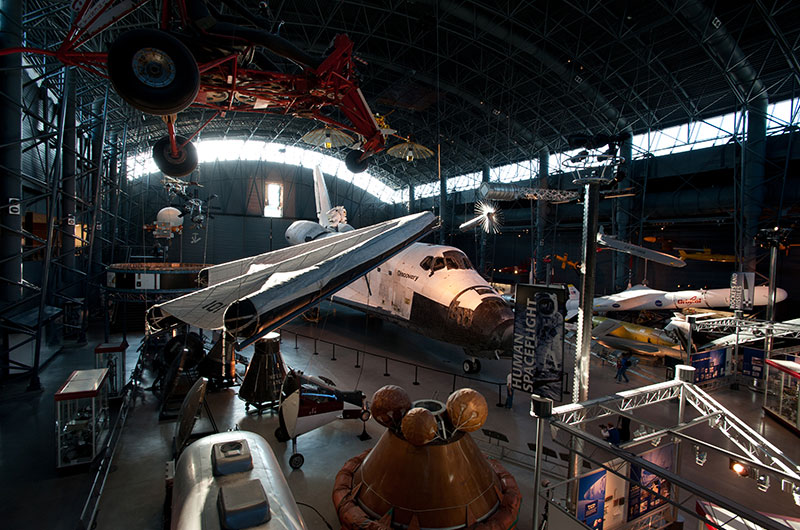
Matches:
[566,284,787,320]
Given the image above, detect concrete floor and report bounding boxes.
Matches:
[2,302,800,530]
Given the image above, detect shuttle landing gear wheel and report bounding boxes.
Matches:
[274,426,289,442]
[289,453,304,469]
[153,135,197,177]
[107,29,200,115]
[345,149,369,173]
[462,358,481,374]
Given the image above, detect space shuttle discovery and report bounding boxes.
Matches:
[566,284,787,319]
[283,167,514,373]
[147,211,435,348]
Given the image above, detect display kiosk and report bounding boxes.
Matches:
[55,368,110,468]
[764,357,800,434]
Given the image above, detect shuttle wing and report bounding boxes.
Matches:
[147,212,435,342]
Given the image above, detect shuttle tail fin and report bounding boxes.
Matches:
[314,166,333,228]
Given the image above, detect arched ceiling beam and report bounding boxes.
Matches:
[429,0,630,135]
[663,0,767,105]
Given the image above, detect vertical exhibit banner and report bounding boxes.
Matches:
[730,272,756,311]
[627,445,674,522]
[511,284,566,400]
[741,347,765,378]
[578,469,607,529]
[690,348,726,382]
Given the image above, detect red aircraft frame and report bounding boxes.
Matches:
[1,0,385,175]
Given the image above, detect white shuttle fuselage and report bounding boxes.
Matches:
[332,243,514,357]
[283,167,514,371]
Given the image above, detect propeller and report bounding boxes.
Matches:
[459,201,503,234]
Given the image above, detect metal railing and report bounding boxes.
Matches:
[278,327,508,405]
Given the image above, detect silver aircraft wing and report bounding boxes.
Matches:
[147,212,435,342]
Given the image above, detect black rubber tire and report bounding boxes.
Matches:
[275,426,289,443]
[289,453,304,469]
[473,359,482,373]
[345,149,369,173]
[360,409,371,422]
[462,359,474,374]
[153,135,198,177]
[108,29,200,115]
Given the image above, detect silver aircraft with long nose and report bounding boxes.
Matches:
[284,167,514,374]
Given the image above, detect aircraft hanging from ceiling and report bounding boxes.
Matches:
[146,211,435,348]
[566,284,787,320]
[283,168,514,373]
[591,316,684,360]
[596,228,686,268]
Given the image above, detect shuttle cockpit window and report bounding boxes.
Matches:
[420,256,433,270]
[432,257,445,272]
[442,250,474,270]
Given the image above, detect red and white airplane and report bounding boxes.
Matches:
[566,284,787,319]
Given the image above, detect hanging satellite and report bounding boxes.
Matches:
[387,141,434,162]
[301,126,355,149]
[458,201,503,234]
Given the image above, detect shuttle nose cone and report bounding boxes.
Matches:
[470,298,514,351]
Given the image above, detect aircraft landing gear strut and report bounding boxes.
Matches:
[462,357,482,374]
[289,437,304,469]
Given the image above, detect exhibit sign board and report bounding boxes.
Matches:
[511,284,566,400]
[741,347,765,378]
[730,272,755,310]
[627,445,674,522]
[578,468,607,529]
[690,348,726,382]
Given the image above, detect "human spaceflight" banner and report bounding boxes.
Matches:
[511,284,567,400]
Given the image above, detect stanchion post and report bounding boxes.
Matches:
[383,357,390,377]
[413,366,419,385]
[532,395,553,530]
[354,351,360,368]
[331,344,337,361]
[313,338,318,355]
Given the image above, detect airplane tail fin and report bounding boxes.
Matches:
[567,284,580,301]
[313,166,333,228]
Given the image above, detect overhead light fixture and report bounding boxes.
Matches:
[694,446,707,467]
[300,127,354,149]
[651,436,662,447]
[386,141,434,162]
[729,459,749,477]
[757,474,770,492]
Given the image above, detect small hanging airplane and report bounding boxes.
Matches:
[284,167,515,373]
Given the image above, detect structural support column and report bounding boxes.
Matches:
[569,180,600,509]
[0,1,23,304]
[614,133,633,291]
[479,164,490,273]
[743,97,767,271]
[535,148,549,284]
[438,144,447,244]
[85,92,108,310]
[61,67,77,295]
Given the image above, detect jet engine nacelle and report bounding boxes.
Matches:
[285,220,329,245]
